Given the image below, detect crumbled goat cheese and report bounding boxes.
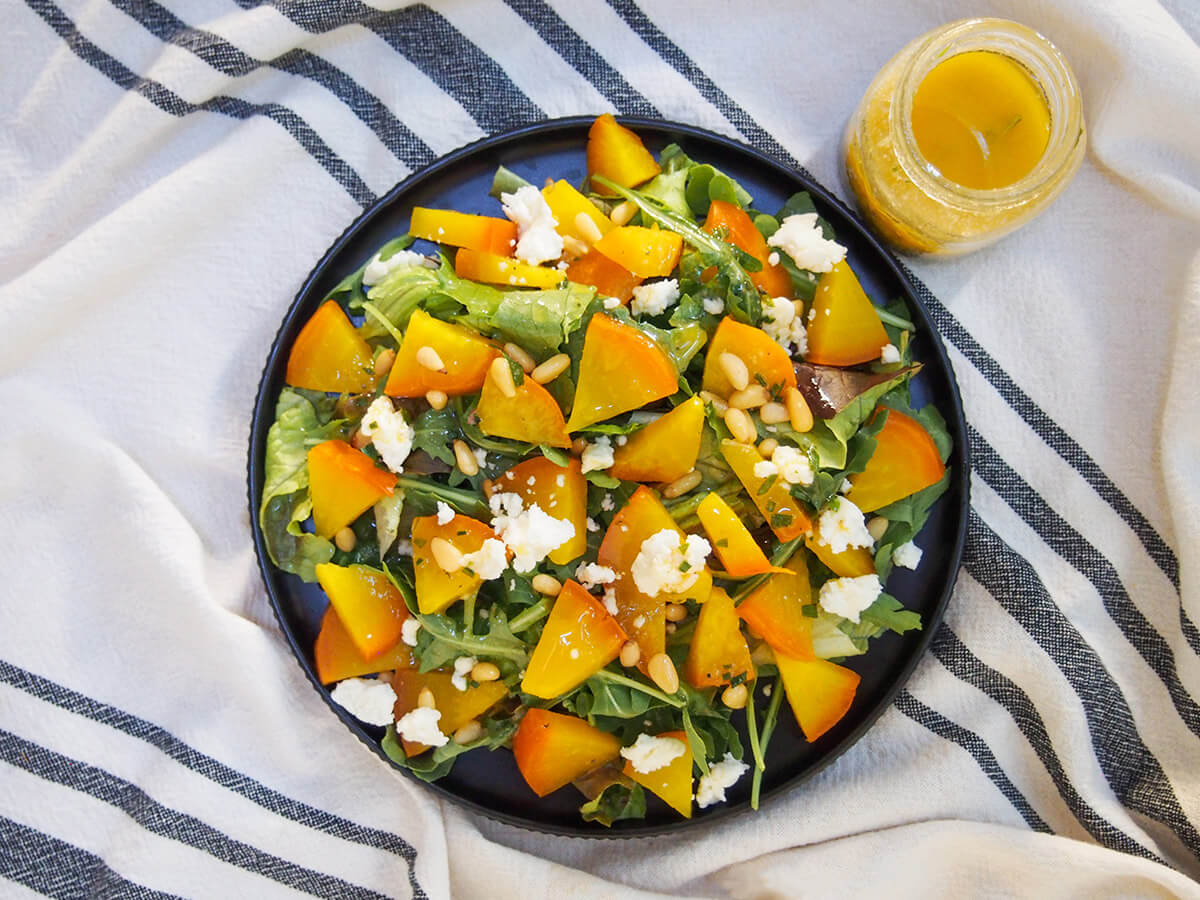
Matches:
[761,296,808,356]
[330,678,397,727]
[816,498,874,554]
[880,343,901,364]
[462,538,508,580]
[767,251,780,267]
[435,500,455,526]
[360,397,414,473]
[603,296,622,309]
[753,460,779,480]
[818,574,883,623]
[451,656,478,692]
[602,587,619,616]
[841,479,853,494]
[600,493,616,512]
[400,617,422,647]
[772,445,814,486]
[581,436,615,473]
[394,539,413,557]
[586,517,600,533]
[696,753,750,808]
[620,733,687,774]
[501,185,563,265]
[630,279,681,317]
[489,492,575,572]
[362,249,427,286]
[473,448,488,469]
[631,529,711,597]
[767,213,847,273]
[575,562,617,591]
[892,541,923,570]
[396,706,448,747]
[702,297,725,315]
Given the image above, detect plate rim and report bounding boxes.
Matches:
[246,115,971,839]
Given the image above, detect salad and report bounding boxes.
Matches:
[259,115,952,825]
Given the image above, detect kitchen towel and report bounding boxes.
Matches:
[1,0,1198,897]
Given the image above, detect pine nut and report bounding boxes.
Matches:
[760,402,789,424]
[416,345,445,372]
[482,478,495,498]
[425,389,448,410]
[757,438,779,458]
[470,661,500,682]
[544,177,556,189]
[417,687,436,709]
[661,469,702,499]
[575,212,604,244]
[334,527,357,552]
[373,348,396,377]
[724,407,756,443]
[721,683,749,709]
[785,387,813,433]
[619,640,641,668]
[452,439,479,476]
[503,343,536,374]
[699,390,728,415]
[665,622,677,635]
[430,537,465,573]
[571,437,589,455]
[647,652,679,694]
[452,720,483,744]
[351,429,372,450]
[718,352,750,391]
[531,353,570,384]
[867,516,889,543]
[489,356,517,398]
[562,234,590,258]
[729,385,770,409]
[531,574,562,596]
[610,200,637,226]
[665,602,688,622]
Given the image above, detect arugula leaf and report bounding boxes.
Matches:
[579,779,647,827]
[411,406,460,467]
[873,470,951,581]
[416,607,528,673]
[393,473,489,520]
[382,714,518,782]
[825,369,915,445]
[859,593,923,636]
[789,411,886,513]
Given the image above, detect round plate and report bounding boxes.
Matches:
[248,116,969,837]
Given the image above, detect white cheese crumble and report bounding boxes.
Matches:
[400,617,421,647]
[362,249,427,286]
[767,251,780,267]
[360,397,414,474]
[772,445,814,486]
[880,343,901,364]
[602,587,619,616]
[395,706,448,747]
[619,733,687,774]
[435,500,455,526]
[330,677,397,727]
[767,213,847,273]
[394,539,413,557]
[630,279,681,317]
[473,448,488,469]
[501,185,563,265]
[575,562,617,591]
[892,541,923,570]
[695,753,750,808]
[600,493,616,512]
[816,498,874,554]
[586,517,600,533]
[753,460,778,480]
[451,656,478,691]
[702,297,725,315]
[631,529,711,597]
[489,492,575,572]
[581,436,615,474]
[602,296,622,310]
[818,574,882,623]
[462,538,508,580]
[761,296,808,356]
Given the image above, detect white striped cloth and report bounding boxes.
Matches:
[1,0,1198,897]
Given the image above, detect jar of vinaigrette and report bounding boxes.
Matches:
[844,18,1086,255]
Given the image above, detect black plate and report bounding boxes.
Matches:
[248,116,969,837]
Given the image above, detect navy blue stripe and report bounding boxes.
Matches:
[25,0,376,208]
[893,690,1050,833]
[603,0,1180,594]
[108,0,434,171]
[969,425,1200,739]
[0,659,427,900]
[0,815,179,899]
[0,729,388,900]
[502,0,658,117]
[1183,612,1200,657]
[965,511,1200,859]
[930,624,1163,863]
[257,1,546,134]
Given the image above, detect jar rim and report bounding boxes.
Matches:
[890,17,1086,209]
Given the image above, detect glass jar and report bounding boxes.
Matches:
[843,18,1086,256]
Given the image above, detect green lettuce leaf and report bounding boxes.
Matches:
[579,779,647,827]
[416,607,528,673]
[328,234,415,311]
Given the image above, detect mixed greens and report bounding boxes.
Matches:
[259,115,951,823]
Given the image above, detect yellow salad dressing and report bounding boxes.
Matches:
[911,50,1051,189]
